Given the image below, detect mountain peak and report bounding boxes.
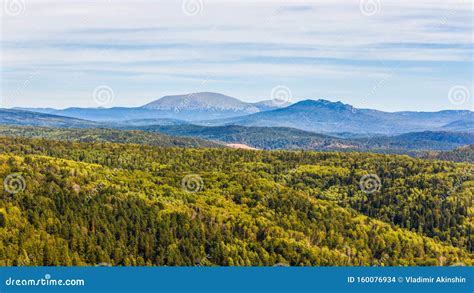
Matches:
[291,99,356,112]
[142,92,259,112]
[139,92,260,121]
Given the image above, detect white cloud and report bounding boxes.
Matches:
[0,0,472,109]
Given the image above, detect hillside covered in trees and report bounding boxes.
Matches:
[0,126,222,149]
[0,136,472,266]
[134,125,474,153]
[420,145,474,163]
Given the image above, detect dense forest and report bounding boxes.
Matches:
[1,125,472,157]
[420,145,474,163]
[0,135,472,266]
[135,125,474,152]
[0,126,221,148]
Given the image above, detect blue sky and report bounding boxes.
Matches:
[0,0,472,111]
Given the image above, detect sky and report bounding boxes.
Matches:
[0,0,472,111]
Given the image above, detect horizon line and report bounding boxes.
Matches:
[3,92,473,114]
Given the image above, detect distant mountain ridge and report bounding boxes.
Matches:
[202,99,473,135]
[442,119,474,132]
[17,92,290,122]
[0,108,101,128]
[0,108,472,154]
[9,93,474,134]
[142,92,259,113]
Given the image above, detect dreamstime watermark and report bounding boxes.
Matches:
[174,78,211,113]
[448,85,470,106]
[271,85,292,106]
[437,0,469,28]
[3,0,26,16]
[181,174,204,193]
[377,253,391,266]
[92,85,114,107]
[85,182,106,204]
[363,67,396,101]
[182,0,203,16]
[85,194,93,204]
[195,254,212,266]
[441,167,473,204]
[273,262,290,267]
[174,95,191,113]
[5,274,85,287]
[18,254,33,266]
[13,71,39,100]
[3,173,26,194]
[359,174,381,194]
[359,0,381,16]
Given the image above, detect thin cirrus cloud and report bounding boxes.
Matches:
[0,0,472,111]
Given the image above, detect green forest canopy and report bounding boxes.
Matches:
[0,136,472,266]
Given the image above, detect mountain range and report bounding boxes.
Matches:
[202,99,473,135]
[16,92,472,135]
[2,92,472,156]
[0,108,472,155]
[17,92,289,122]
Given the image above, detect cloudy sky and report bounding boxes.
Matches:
[0,0,472,111]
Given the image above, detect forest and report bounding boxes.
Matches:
[0,135,472,266]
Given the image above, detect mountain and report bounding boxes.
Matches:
[200,99,390,133]
[142,93,290,113]
[142,92,259,112]
[202,99,473,135]
[0,108,102,128]
[139,92,261,121]
[18,92,266,122]
[0,125,222,148]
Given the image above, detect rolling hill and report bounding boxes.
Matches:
[441,119,474,132]
[420,144,474,163]
[135,124,352,150]
[355,131,474,152]
[0,126,222,148]
[0,109,102,128]
[135,124,474,153]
